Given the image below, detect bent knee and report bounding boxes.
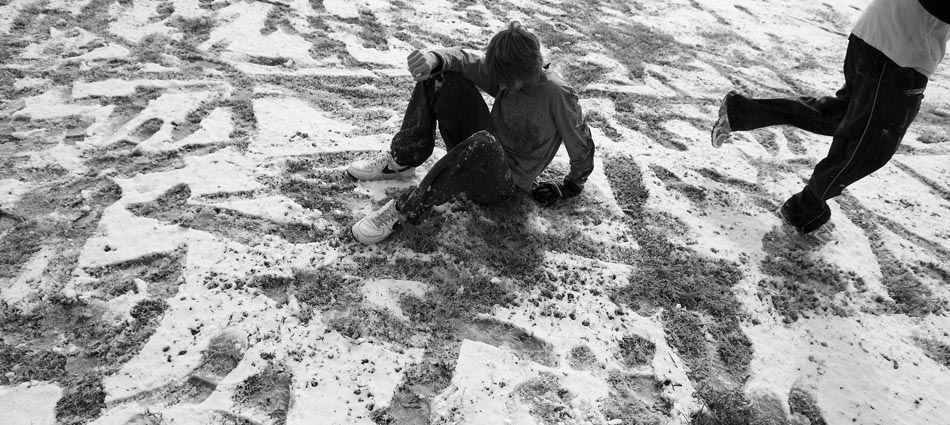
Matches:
[863,150,895,171]
[461,131,501,151]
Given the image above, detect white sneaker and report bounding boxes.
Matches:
[347,152,416,181]
[807,222,835,243]
[352,200,402,244]
[711,91,735,148]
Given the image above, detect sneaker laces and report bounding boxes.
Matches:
[808,222,835,243]
[368,202,400,229]
[370,151,413,172]
[367,151,393,168]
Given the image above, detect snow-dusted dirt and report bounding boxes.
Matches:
[1,0,949,424]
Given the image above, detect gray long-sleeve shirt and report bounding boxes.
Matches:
[432,48,596,192]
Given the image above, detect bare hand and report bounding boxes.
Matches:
[407,50,439,81]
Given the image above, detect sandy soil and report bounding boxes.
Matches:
[1,0,949,424]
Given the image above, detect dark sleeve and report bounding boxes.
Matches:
[551,84,595,189]
[431,48,500,97]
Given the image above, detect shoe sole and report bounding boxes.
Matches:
[351,223,390,244]
[352,221,403,244]
[711,125,728,148]
[711,92,734,148]
[346,168,416,181]
[806,224,835,243]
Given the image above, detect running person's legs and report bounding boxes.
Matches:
[712,86,850,147]
[782,36,927,232]
[725,92,850,136]
[713,36,926,234]
[713,36,861,145]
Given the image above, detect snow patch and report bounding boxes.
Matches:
[13,77,49,90]
[0,179,32,209]
[46,0,93,15]
[285,318,424,423]
[322,0,360,19]
[13,87,113,122]
[139,63,181,73]
[138,107,233,153]
[206,195,325,227]
[850,162,950,247]
[87,90,225,149]
[108,0,177,43]
[1,246,57,304]
[0,382,62,425]
[200,2,329,67]
[746,315,950,425]
[430,340,611,424]
[230,62,377,78]
[69,43,132,62]
[80,149,264,267]
[104,277,278,402]
[0,0,36,33]
[325,30,414,68]
[113,148,262,205]
[252,97,387,157]
[360,279,429,320]
[18,143,88,175]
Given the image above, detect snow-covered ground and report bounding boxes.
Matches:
[1,0,949,424]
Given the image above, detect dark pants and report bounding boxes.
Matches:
[390,72,516,220]
[728,35,927,232]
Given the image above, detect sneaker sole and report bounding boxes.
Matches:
[351,222,402,244]
[711,92,735,148]
[806,224,835,243]
[346,168,416,181]
[351,223,389,244]
[711,126,728,148]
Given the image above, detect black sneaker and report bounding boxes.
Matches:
[777,206,834,242]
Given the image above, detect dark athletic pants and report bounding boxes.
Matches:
[727,35,927,232]
[390,72,516,221]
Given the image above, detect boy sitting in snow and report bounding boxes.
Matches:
[348,22,596,244]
